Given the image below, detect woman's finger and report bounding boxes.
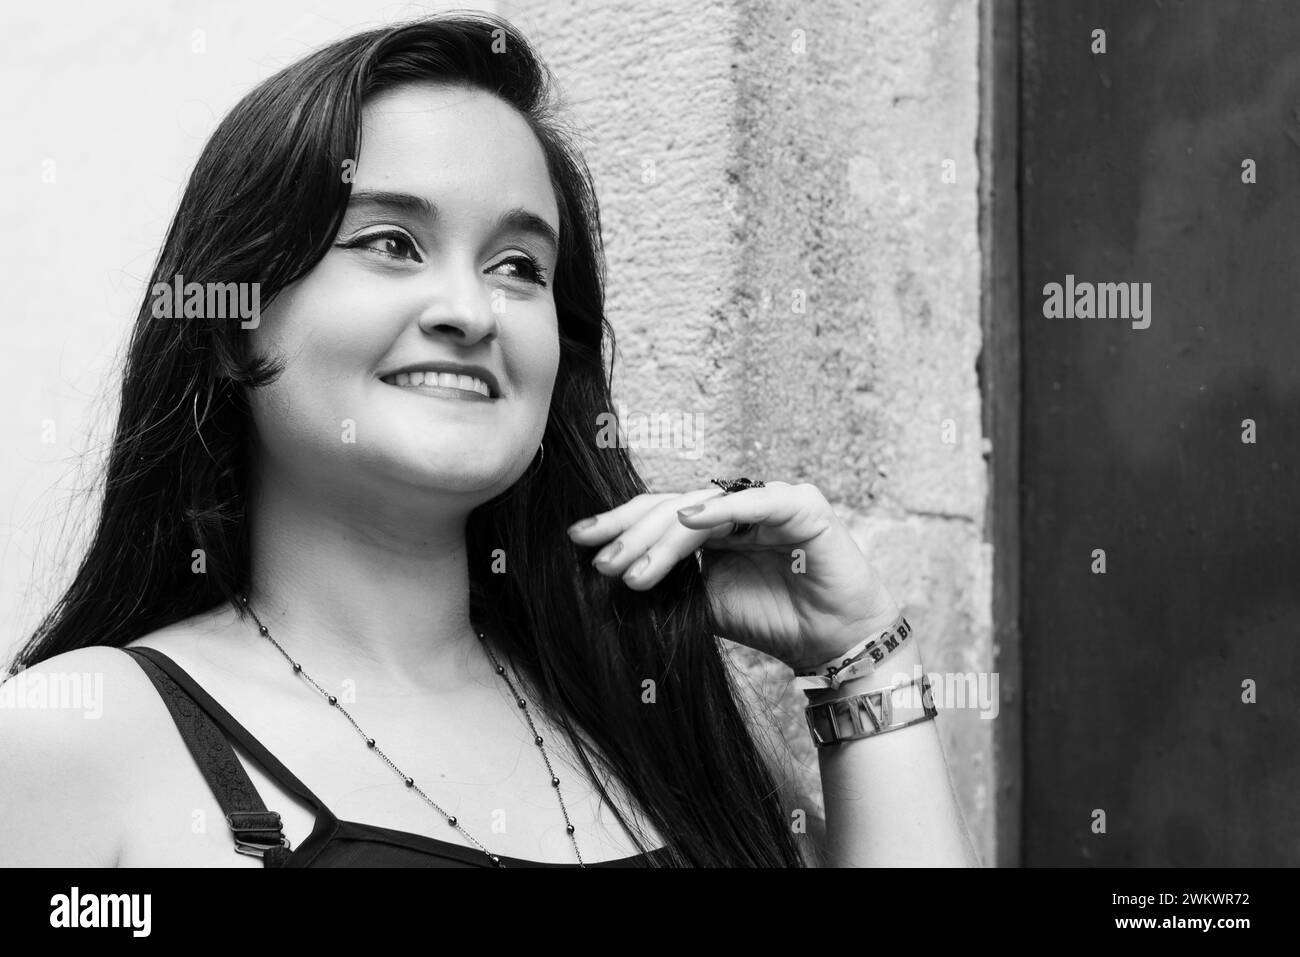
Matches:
[613,502,727,590]
[565,492,675,542]
[619,482,815,590]
[567,488,721,548]
[676,481,832,544]
[578,491,724,583]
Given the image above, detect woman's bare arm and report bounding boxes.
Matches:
[0,647,139,867]
[807,640,982,867]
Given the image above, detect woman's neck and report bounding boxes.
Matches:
[243,470,488,695]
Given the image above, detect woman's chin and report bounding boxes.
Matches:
[379,458,520,498]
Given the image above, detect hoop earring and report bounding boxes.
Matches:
[193,382,217,463]
[483,440,546,508]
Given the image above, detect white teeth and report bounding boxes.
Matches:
[386,370,491,396]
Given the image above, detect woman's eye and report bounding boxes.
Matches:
[490,255,549,287]
[340,230,422,262]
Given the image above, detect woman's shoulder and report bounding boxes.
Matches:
[0,645,166,865]
[0,608,234,866]
[0,643,166,751]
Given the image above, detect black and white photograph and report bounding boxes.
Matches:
[0,0,1291,934]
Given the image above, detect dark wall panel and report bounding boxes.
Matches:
[1020,0,1300,865]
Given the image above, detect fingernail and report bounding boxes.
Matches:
[628,554,651,576]
[593,541,623,565]
[568,517,597,535]
[678,505,705,518]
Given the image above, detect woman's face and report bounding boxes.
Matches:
[249,81,561,509]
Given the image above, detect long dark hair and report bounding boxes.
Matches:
[10,11,804,867]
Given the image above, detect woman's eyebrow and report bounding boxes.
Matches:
[348,189,434,217]
[346,189,559,257]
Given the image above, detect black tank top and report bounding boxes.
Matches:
[121,646,668,868]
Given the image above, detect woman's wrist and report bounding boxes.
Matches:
[802,642,925,707]
[786,608,914,692]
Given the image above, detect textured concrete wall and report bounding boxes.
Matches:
[513,0,994,863]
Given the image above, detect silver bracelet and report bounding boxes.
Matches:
[804,674,937,747]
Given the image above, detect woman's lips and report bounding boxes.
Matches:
[379,376,497,403]
[381,370,494,397]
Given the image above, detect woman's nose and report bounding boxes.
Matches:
[415,264,499,343]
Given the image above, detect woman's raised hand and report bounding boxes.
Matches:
[567,481,901,671]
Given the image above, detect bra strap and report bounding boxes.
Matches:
[122,646,292,867]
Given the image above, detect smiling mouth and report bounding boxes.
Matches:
[380,370,496,400]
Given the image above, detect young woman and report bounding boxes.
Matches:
[0,12,978,868]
